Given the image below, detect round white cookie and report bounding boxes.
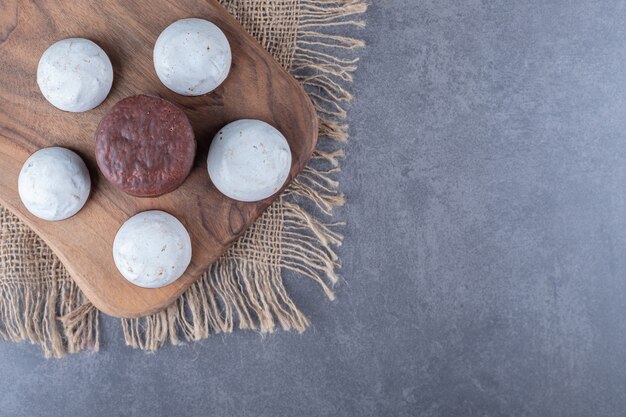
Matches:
[113,211,192,289]
[153,18,231,96]
[18,147,91,221]
[208,119,292,202]
[37,38,113,112]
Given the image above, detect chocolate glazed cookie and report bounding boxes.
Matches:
[95,95,196,197]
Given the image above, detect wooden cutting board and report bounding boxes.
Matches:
[0,0,317,318]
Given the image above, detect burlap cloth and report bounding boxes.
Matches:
[0,0,366,357]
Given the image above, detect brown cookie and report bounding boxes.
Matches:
[95,95,196,197]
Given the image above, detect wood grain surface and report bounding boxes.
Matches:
[0,0,317,318]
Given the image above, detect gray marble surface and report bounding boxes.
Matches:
[3,1,626,416]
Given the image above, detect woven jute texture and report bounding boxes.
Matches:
[0,0,366,357]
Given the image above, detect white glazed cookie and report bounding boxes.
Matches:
[18,147,91,221]
[37,38,113,112]
[207,119,292,202]
[113,211,192,289]
[153,18,231,96]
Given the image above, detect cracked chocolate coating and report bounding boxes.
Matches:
[95,95,196,197]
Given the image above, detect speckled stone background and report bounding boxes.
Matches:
[2,1,626,416]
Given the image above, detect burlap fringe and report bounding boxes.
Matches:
[0,278,99,358]
[0,210,99,358]
[122,0,366,350]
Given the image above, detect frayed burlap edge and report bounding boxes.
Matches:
[121,0,367,351]
[0,209,99,358]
